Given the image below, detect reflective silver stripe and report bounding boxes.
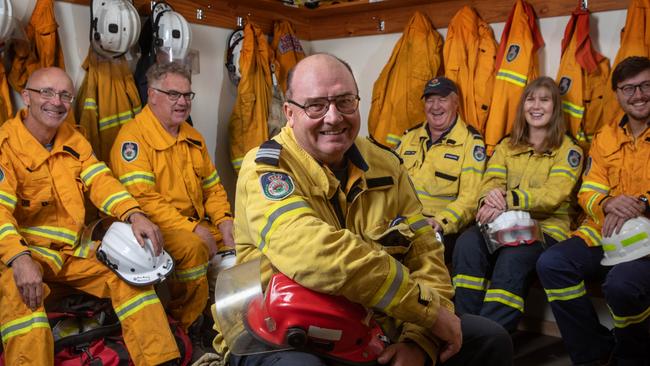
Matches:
[258,200,309,251]
[375,261,404,311]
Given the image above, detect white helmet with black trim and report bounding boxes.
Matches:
[0,0,19,46]
[601,216,650,266]
[152,1,191,61]
[90,0,141,58]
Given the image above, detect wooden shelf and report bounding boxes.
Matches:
[57,0,629,40]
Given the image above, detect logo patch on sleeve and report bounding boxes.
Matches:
[567,149,581,168]
[0,166,4,182]
[121,142,139,162]
[260,172,295,201]
[473,146,486,162]
[506,44,520,62]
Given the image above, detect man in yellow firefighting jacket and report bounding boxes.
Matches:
[110,62,234,333]
[0,67,180,365]
[537,56,650,365]
[396,77,486,261]
[225,53,512,366]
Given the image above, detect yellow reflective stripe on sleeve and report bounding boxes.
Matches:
[231,158,243,171]
[485,164,507,177]
[550,167,578,181]
[28,246,63,270]
[576,226,602,246]
[84,98,97,110]
[0,312,49,343]
[101,191,132,214]
[202,170,221,189]
[585,193,602,219]
[119,171,155,186]
[544,281,587,302]
[0,190,17,210]
[258,197,312,252]
[461,166,483,174]
[369,257,409,314]
[541,224,568,242]
[406,214,432,236]
[496,69,528,87]
[562,101,585,119]
[453,274,489,291]
[81,162,111,187]
[99,108,140,131]
[174,263,208,282]
[513,189,530,209]
[20,226,77,246]
[553,203,570,215]
[386,134,401,147]
[442,207,461,222]
[579,181,610,195]
[0,223,19,240]
[484,289,525,312]
[610,304,650,328]
[114,290,160,322]
[416,190,456,202]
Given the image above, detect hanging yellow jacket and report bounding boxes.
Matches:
[574,118,650,247]
[229,22,273,173]
[368,11,443,148]
[232,127,453,360]
[396,119,486,234]
[110,105,232,234]
[75,51,142,162]
[481,136,583,242]
[443,6,497,134]
[8,0,65,92]
[0,109,142,265]
[556,7,610,152]
[484,0,544,154]
[0,60,12,124]
[602,0,650,128]
[270,20,305,95]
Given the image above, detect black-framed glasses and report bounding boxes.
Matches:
[617,81,650,97]
[288,94,360,119]
[151,87,196,101]
[25,87,74,103]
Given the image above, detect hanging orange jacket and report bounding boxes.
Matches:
[601,0,650,127]
[443,6,497,134]
[484,0,544,154]
[229,22,273,173]
[368,11,443,148]
[556,7,610,152]
[75,51,142,162]
[8,0,65,92]
[270,20,305,95]
[0,60,12,124]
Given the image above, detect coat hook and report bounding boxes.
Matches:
[372,16,385,32]
[236,16,244,28]
[196,8,204,20]
[581,0,588,10]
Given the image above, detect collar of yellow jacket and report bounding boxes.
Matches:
[2,108,85,169]
[138,105,203,151]
[411,116,468,147]
[505,136,569,158]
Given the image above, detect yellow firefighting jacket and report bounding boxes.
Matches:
[0,60,12,124]
[396,118,486,234]
[270,20,305,95]
[443,6,497,134]
[0,109,142,270]
[234,127,454,360]
[574,118,650,247]
[75,51,142,162]
[481,136,583,242]
[110,105,232,235]
[602,0,650,128]
[368,11,443,148]
[8,0,65,92]
[229,22,273,173]
[556,7,610,152]
[484,0,544,154]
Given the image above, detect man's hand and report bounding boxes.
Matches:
[217,220,235,248]
[129,212,164,255]
[484,188,507,211]
[12,255,43,310]
[602,213,628,238]
[603,195,645,220]
[430,307,462,362]
[194,224,218,258]
[378,342,426,366]
[425,218,443,233]
[476,205,503,225]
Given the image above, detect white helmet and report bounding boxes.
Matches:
[0,0,16,45]
[153,2,191,60]
[225,28,244,85]
[480,211,542,253]
[91,0,141,58]
[601,217,650,266]
[96,222,174,286]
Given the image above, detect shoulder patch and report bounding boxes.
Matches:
[121,141,139,162]
[567,149,581,168]
[368,135,403,164]
[583,156,592,176]
[255,140,283,166]
[506,44,520,62]
[473,145,486,162]
[260,172,294,200]
[558,76,572,95]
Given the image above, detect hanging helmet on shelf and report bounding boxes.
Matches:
[225,28,244,85]
[601,216,650,266]
[151,1,198,73]
[0,0,22,49]
[90,0,141,59]
[480,210,543,253]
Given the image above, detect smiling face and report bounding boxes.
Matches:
[424,92,458,133]
[21,67,74,138]
[523,86,554,129]
[284,54,360,168]
[147,72,192,135]
[616,68,650,124]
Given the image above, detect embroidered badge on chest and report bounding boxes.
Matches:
[121,142,139,162]
[473,146,486,162]
[567,149,581,168]
[260,172,295,200]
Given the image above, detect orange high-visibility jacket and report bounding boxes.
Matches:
[8,0,65,92]
[368,11,443,148]
[444,6,497,134]
[0,60,12,124]
[484,0,544,154]
[229,22,273,173]
[271,20,305,95]
[75,51,142,162]
[556,7,610,152]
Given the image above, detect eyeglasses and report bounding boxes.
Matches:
[288,94,360,119]
[617,81,650,97]
[25,87,74,103]
[151,87,196,101]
